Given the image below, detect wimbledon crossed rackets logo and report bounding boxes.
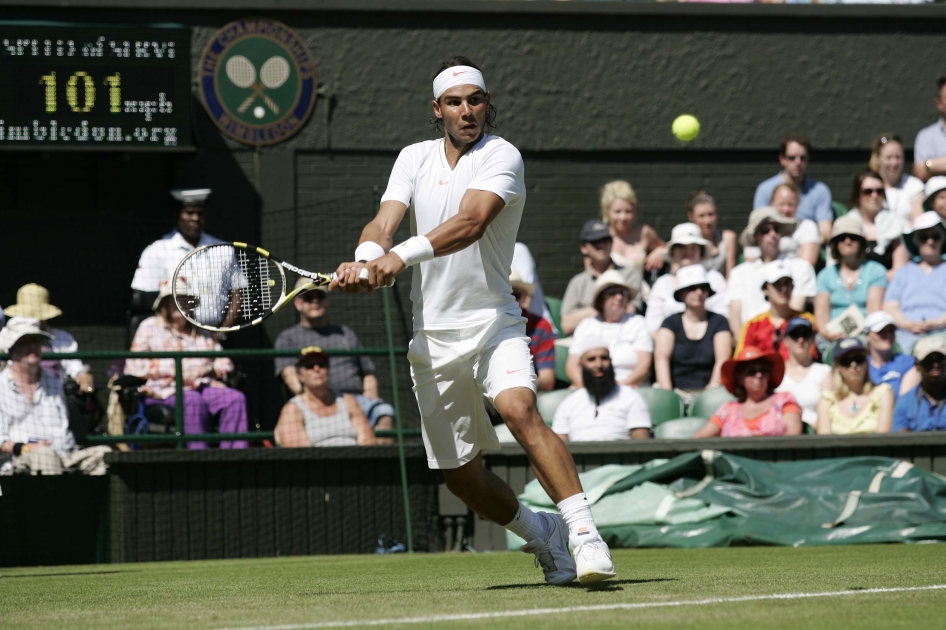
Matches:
[199,19,317,146]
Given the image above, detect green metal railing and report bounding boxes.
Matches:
[0,319,420,552]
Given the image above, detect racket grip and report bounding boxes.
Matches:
[329,267,394,287]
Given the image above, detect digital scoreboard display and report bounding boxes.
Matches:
[0,25,192,149]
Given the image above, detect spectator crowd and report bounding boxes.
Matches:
[5,78,946,473]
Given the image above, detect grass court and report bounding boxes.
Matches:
[2,544,945,629]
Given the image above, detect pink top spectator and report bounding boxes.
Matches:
[125,315,233,399]
[709,392,801,437]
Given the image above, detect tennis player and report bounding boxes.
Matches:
[331,57,615,585]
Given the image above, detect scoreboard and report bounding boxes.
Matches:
[0,25,192,149]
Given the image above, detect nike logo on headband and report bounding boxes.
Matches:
[453,71,467,76]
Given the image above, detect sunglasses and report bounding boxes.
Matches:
[921,355,946,370]
[739,362,772,377]
[914,230,944,243]
[756,224,781,237]
[603,287,629,298]
[783,154,809,162]
[879,135,902,145]
[861,188,884,197]
[788,331,813,342]
[837,354,868,368]
[300,360,329,370]
[299,292,327,302]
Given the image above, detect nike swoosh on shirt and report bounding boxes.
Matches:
[439,180,449,185]
[453,71,467,76]
[506,369,524,375]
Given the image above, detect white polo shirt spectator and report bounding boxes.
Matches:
[728,256,817,324]
[552,386,651,442]
[131,230,224,292]
[570,314,652,383]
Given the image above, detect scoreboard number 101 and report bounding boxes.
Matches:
[39,71,122,113]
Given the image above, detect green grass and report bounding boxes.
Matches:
[1,545,945,629]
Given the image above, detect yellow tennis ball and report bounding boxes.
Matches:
[268,279,276,287]
[672,115,700,142]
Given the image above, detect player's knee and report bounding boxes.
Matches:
[495,393,537,427]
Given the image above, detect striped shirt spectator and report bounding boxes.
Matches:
[511,271,557,391]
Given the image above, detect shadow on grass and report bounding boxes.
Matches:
[487,578,677,592]
[0,570,135,579]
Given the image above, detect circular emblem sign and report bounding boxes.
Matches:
[199,19,317,146]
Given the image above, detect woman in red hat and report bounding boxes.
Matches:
[693,346,803,437]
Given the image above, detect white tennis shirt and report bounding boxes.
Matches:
[381,135,526,330]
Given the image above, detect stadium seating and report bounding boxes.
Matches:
[544,297,563,334]
[554,343,570,385]
[654,417,706,439]
[832,200,849,219]
[536,389,571,425]
[636,387,685,427]
[687,387,736,420]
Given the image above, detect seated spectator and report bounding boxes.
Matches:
[686,190,737,278]
[510,271,556,392]
[870,133,924,220]
[598,180,666,275]
[125,278,248,449]
[864,311,917,399]
[274,278,395,434]
[694,346,803,438]
[4,283,99,437]
[753,134,833,243]
[561,219,643,335]
[566,271,653,388]
[728,206,817,338]
[770,183,821,267]
[0,318,110,475]
[884,212,946,352]
[735,260,816,362]
[512,242,554,329]
[654,265,732,405]
[817,338,893,435]
[893,337,946,432]
[922,176,946,224]
[552,340,651,442]
[274,347,377,447]
[130,189,244,328]
[814,214,887,346]
[645,223,729,335]
[775,318,832,428]
[912,76,946,183]
[843,170,908,276]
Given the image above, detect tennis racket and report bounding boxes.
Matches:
[170,242,374,333]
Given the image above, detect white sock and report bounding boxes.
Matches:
[557,493,599,545]
[504,500,548,542]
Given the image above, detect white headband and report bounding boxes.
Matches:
[433,65,487,100]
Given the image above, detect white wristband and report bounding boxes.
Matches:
[354,241,386,262]
[391,236,435,266]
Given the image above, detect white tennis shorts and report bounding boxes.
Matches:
[407,313,536,469]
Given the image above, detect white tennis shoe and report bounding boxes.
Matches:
[519,512,577,586]
[572,535,616,585]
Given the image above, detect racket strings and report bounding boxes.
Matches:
[174,244,282,328]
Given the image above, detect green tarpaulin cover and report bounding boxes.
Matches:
[509,450,946,549]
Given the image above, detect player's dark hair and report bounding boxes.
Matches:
[937,75,946,96]
[430,56,497,133]
[779,133,812,157]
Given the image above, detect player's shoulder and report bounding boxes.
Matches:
[474,135,522,159]
[399,139,441,157]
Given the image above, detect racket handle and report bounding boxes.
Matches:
[328,267,394,287]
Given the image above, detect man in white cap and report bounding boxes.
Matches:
[865,310,915,399]
[893,336,946,432]
[0,318,110,475]
[331,56,615,585]
[552,339,651,443]
[130,188,221,301]
[727,206,817,338]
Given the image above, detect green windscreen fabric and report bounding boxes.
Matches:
[509,451,946,549]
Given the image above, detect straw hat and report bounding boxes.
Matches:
[591,269,633,309]
[739,207,798,248]
[672,264,714,302]
[4,284,62,321]
[0,317,53,353]
[509,270,535,296]
[902,211,946,259]
[720,346,785,395]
